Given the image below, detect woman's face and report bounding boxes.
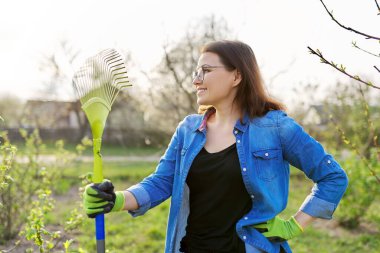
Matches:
[193,52,239,107]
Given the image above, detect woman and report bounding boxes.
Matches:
[83,40,349,253]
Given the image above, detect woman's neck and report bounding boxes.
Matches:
[208,105,241,128]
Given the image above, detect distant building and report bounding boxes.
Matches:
[12,99,86,142]
[17,98,155,145]
[21,100,83,129]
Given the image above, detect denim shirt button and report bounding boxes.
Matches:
[234,130,238,134]
[327,160,331,164]
[265,152,269,157]
[243,168,247,172]
[251,195,255,198]
[244,217,248,220]
[243,236,247,240]
[237,140,241,143]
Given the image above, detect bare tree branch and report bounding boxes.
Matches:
[142,68,190,122]
[307,46,380,89]
[352,41,380,58]
[319,0,380,40]
[375,65,380,73]
[357,85,378,159]
[162,44,185,86]
[185,32,199,68]
[375,0,380,14]
[162,43,198,111]
[140,70,161,108]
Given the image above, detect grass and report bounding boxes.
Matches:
[44,160,380,253]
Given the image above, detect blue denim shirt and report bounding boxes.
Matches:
[127,110,348,253]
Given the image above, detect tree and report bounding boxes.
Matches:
[308,0,379,90]
[308,0,380,184]
[38,40,80,100]
[303,0,380,229]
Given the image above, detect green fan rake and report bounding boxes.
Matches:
[72,48,131,253]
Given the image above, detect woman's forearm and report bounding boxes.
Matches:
[294,210,316,229]
[122,190,139,211]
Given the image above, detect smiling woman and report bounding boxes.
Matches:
[82,40,349,253]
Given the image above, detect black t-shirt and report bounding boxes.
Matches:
[180,143,252,253]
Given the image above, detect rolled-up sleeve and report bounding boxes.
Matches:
[277,111,349,219]
[127,185,151,217]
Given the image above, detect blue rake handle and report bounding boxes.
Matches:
[96,214,105,252]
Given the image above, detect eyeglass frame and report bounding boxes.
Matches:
[192,65,225,83]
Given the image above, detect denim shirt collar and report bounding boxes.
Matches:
[193,107,250,133]
[234,112,250,132]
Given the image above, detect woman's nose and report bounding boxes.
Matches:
[192,76,202,85]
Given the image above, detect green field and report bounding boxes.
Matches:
[46,160,380,253]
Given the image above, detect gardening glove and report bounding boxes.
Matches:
[83,179,125,218]
[253,216,303,242]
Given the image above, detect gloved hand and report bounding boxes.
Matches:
[83,179,125,218]
[253,216,303,242]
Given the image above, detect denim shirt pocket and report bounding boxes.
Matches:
[252,148,282,181]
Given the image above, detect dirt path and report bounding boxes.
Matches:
[15,154,162,164]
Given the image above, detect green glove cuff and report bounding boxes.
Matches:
[111,191,125,212]
[290,216,304,234]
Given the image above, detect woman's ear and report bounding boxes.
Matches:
[233,70,242,86]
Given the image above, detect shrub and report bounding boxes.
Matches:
[0,128,89,252]
[335,149,380,229]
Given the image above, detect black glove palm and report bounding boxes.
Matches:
[83,179,116,218]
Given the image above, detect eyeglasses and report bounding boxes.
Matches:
[192,65,225,83]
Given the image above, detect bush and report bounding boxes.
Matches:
[335,149,380,229]
[0,128,89,252]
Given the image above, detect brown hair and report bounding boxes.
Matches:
[198,40,286,119]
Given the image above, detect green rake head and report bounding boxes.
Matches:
[72,48,131,183]
[72,49,131,139]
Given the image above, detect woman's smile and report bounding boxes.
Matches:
[197,87,207,95]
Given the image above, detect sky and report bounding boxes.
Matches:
[0,0,378,110]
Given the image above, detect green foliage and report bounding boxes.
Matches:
[314,83,380,228]
[0,131,17,241]
[0,129,54,242]
[0,131,17,196]
[0,128,90,252]
[20,189,57,252]
[335,149,380,229]
[317,83,379,154]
